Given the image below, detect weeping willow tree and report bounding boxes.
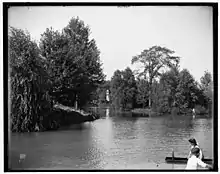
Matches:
[9,27,53,132]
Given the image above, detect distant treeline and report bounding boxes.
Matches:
[9,17,105,132]
[97,46,212,115]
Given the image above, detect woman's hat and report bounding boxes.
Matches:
[188,138,197,145]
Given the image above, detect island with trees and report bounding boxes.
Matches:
[97,48,213,117]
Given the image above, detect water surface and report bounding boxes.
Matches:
[9,108,213,170]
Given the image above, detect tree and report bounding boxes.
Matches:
[200,71,213,102]
[175,69,198,113]
[40,17,105,107]
[9,27,52,132]
[200,71,213,114]
[110,67,137,110]
[131,46,180,108]
[160,66,180,107]
[121,67,137,109]
[136,78,149,108]
[110,70,124,109]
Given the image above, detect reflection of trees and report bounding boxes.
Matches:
[165,115,194,129]
[106,108,109,118]
[190,119,213,158]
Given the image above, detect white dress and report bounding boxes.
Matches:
[185,155,207,169]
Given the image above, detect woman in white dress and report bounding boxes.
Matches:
[188,138,204,160]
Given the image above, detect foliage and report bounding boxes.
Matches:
[151,80,169,113]
[39,17,105,107]
[176,69,198,112]
[121,67,137,109]
[9,27,53,132]
[107,47,211,116]
[110,67,137,110]
[96,46,212,116]
[149,67,211,115]
[200,71,212,89]
[131,46,180,107]
[9,21,212,133]
[110,70,124,109]
[9,17,105,132]
[135,78,149,108]
[200,71,213,104]
[158,66,180,111]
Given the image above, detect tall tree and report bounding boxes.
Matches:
[110,70,124,109]
[9,27,52,132]
[175,69,198,112]
[110,67,137,110]
[121,67,137,109]
[131,46,180,108]
[160,66,180,107]
[200,71,213,114]
[40,17,105,107]
[200,71,213,102]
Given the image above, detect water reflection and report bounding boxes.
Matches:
[190,118,213,158]
[106,108,109,118]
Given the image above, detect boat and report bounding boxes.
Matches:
[165,157,213,165]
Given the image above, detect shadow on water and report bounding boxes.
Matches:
[58,123,91,131]
[131,112,149,117]
[165,114,195,128]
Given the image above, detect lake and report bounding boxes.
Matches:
[8,107,213,170]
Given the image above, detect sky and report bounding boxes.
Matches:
[8,6,213,82]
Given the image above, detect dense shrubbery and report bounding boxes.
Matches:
[9,17,105,132]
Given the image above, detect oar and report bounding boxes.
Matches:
[172,149,174,169]
[172,149,174,160]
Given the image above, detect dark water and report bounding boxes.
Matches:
[9,108,213,170]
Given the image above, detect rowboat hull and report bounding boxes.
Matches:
[165,157,213,165]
